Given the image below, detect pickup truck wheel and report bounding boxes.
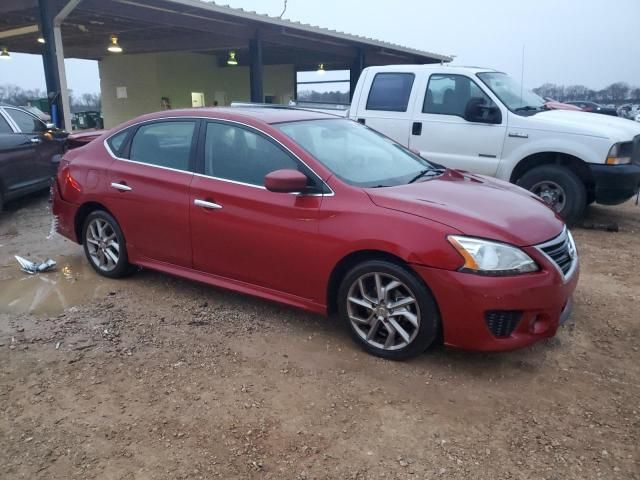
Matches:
[338,260,440,360]
[517,165,586,225]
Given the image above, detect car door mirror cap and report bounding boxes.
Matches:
[264,169,309,193]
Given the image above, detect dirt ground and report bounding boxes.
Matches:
[0,192,638,480]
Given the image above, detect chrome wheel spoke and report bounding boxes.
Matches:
[374,273,384,302]
[384,325,396,348]
[104,247,119,264]
[388,296,415,310]
[86,238,100,246]
[391,309,419,328]
[388,318,411,343]
[383,280,401,300]
[348,296,374,310]
[367,317,382,341]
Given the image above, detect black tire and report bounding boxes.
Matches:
[337,260,440,360]
[82,210,135,278]
[517,165,587,225]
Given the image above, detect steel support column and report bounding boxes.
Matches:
[249,38,264,103]
[350,48,365,100]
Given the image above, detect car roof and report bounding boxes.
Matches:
[129,107,338,126]
[364,64,499,74]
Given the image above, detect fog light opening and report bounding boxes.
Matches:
[529,314,551,335]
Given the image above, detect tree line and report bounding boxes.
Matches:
[533,82,640,104]
[297,89,350,105]
[0,84,101,112]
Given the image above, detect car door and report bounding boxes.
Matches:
[408,73,507,176]
[353,71,418,145]
[189,120,326,300]
[3,107,60,184]
[106,119,197,267]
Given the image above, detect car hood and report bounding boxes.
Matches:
[514,109,640,142]
[366,170,564,247]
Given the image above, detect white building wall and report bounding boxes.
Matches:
[99,52,295,128]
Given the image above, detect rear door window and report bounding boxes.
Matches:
[366,73,415,112]
[0,113,12,133]
[128,121,197,171]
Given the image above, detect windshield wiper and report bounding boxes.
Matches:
[408,168,444,184]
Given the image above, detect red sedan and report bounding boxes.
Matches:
[52,107,578,359]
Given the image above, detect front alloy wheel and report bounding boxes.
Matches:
[338,260,440,360]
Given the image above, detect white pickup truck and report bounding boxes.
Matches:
[331,65,640,223]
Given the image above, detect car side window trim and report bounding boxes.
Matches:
[0,109,18,133]
[4,106,46,133]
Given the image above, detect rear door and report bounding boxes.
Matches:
[353,70,418,146]
[0,108,38,196]
[106,119,198,267]
[408,73,507,176]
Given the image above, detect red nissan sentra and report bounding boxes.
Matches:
[52,107,578,359]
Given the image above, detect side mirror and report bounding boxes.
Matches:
[45,122,57,130]
[264,169,308,193]
[464,98,502,124]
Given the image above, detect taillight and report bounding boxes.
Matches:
[58,160,82,200]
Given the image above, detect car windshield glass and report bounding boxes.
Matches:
[276,119,437,187]
[477,72,545,112]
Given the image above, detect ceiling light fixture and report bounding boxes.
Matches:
[0,47,10,60]
[37,37,46,44]
[227,51,238,66]
[317,63,326,75]
[107,35,122,53]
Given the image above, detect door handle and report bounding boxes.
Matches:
[412,122,423,136]
[111,182,132,192]
[30,137,42,144]
[194,199,223,210]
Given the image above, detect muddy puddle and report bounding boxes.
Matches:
[0,255,117,316]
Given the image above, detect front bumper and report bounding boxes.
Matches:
[589,163,640,205]
[413,257,579,352]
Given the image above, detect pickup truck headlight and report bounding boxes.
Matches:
[448,236,539,275]
[606,142,632,165]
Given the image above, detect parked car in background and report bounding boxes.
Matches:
[565,101,618,116]
[71,110,104,130]
[543,98,582,111]
[0,104,67,211]
[346,65,640,224]
[52,107,578,359]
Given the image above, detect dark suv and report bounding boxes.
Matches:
[0,104,67,210]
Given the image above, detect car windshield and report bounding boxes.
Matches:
[477,72,546,113]
[275,119,438,188]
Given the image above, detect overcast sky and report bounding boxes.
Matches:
[0,0,638,95]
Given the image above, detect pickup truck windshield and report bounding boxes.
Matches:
[477,72,546,113]
[276,119,436,188]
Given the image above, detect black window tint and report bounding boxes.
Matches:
[107,129,129,156]
[0,113,12,134]
[6,108,43,133]
[424,74,495,117]
[204,122,298,186]
[129,121,196,171]
[366,73,415,112]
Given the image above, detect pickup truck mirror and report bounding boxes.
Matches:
[464,98,502,124]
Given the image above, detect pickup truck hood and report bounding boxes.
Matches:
[514,110,640,142]
[366,170,564,247]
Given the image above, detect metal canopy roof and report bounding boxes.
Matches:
[0,0,451,68]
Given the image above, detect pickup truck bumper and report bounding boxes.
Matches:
[589,163,640,205]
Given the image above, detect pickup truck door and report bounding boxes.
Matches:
[353,70,419,146]
[408,73,507,176]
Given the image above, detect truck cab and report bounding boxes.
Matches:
[348,65,640,223]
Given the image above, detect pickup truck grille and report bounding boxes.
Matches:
[536,228,577,278]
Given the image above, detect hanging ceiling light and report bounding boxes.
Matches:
[0,47,10,60]
[227,51,238,66]
[317,63,326,75]
[37,37,46,44]
[107,35,123,53]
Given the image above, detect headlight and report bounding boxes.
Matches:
[448,236,539,275]
[606,142,632,165]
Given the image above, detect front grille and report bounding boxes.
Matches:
[485,310,522,337]
[537,229,575,277]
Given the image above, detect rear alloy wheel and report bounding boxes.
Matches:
[83,210,134,278]
[517,164,586,225]
[338,260,439,360]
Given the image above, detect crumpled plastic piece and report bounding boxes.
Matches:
[15,256,57,274]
